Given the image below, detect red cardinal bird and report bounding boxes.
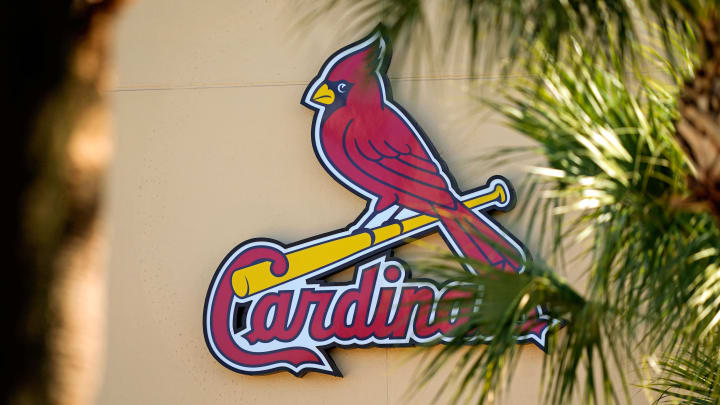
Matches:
[301,31,523,272]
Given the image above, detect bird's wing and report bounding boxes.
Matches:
[346,120,457,208]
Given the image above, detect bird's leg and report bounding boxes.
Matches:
[353,204,401,230]
[393,208,420,221]
[366,204,401,228]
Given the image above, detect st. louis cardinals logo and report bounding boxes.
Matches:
[204,30,553,377]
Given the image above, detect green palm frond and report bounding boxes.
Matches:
[410,40,720,404]
[410,258,611,404]
[497,43,720,352]
[645,341,720,404]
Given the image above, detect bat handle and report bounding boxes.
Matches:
[463,179,512,211]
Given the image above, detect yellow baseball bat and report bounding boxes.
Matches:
[232,182,509,298]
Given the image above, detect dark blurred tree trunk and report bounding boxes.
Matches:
[2,0,125,403]
[676,8,720,219]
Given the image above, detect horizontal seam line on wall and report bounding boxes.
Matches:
[109,74,532,92]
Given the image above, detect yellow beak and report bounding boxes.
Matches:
[312,84,335,105]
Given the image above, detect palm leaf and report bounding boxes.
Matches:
[410,38,720,404]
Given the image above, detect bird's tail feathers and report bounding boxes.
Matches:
[436,205,522,273]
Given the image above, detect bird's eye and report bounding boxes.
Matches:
[337,82,348,94]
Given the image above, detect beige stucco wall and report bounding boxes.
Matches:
[100,1,646,404]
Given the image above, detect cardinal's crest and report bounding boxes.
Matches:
[204,30,557,377]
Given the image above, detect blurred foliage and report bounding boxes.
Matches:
[3,1,123,403]
[305,0,718,75]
